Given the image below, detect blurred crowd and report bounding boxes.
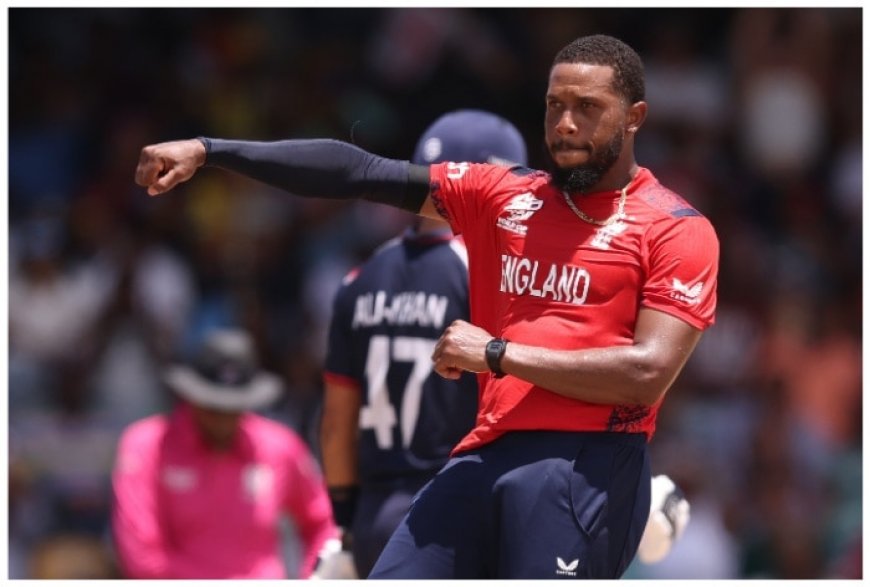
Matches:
[7,7,862,579]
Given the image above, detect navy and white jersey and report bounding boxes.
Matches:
[324,228,477,483]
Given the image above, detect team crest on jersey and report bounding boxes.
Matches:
[497,192,543,235]
[590,220,628,250]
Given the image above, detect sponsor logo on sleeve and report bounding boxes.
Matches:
[670,278,703,305]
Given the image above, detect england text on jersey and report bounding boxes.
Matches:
[499,254,590,305]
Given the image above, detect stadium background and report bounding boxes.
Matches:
[7,7,862,579]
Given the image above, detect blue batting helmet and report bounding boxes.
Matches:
[411,109,527,167]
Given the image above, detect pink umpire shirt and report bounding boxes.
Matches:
[112,403,336,578]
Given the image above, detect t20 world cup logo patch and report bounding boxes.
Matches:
[497,192,543,235]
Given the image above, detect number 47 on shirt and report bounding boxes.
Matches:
[359,335,436,450]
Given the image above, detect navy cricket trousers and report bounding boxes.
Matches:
[368,430,650,579]
[351,476,431,578]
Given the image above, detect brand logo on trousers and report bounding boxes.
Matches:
[555,557,579,576]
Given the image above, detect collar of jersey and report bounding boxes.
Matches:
[567,166,652,200]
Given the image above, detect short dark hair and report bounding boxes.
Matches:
[553,35,645,104]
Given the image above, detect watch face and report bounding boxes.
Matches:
[487,339,505,354]
[486,338,507,377]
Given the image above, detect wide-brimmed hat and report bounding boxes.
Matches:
[164,329,282,412]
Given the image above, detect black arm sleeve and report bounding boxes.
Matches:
[199,137,430,213]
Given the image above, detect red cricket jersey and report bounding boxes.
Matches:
[428,163,719,453]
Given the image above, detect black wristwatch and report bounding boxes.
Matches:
[485,338,509,378]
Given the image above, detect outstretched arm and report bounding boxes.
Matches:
[430,307,702,407]
[134,137,439,217]
[135,139,207,196]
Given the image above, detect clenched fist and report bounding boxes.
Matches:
[135,138,206,196]
[431,320,493,379]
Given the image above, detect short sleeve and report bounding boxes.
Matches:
[641,215,719,330]
[428,162,514,235]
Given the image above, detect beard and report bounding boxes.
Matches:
[546,130,624,194]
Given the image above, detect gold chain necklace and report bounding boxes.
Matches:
[562,186,627,226]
